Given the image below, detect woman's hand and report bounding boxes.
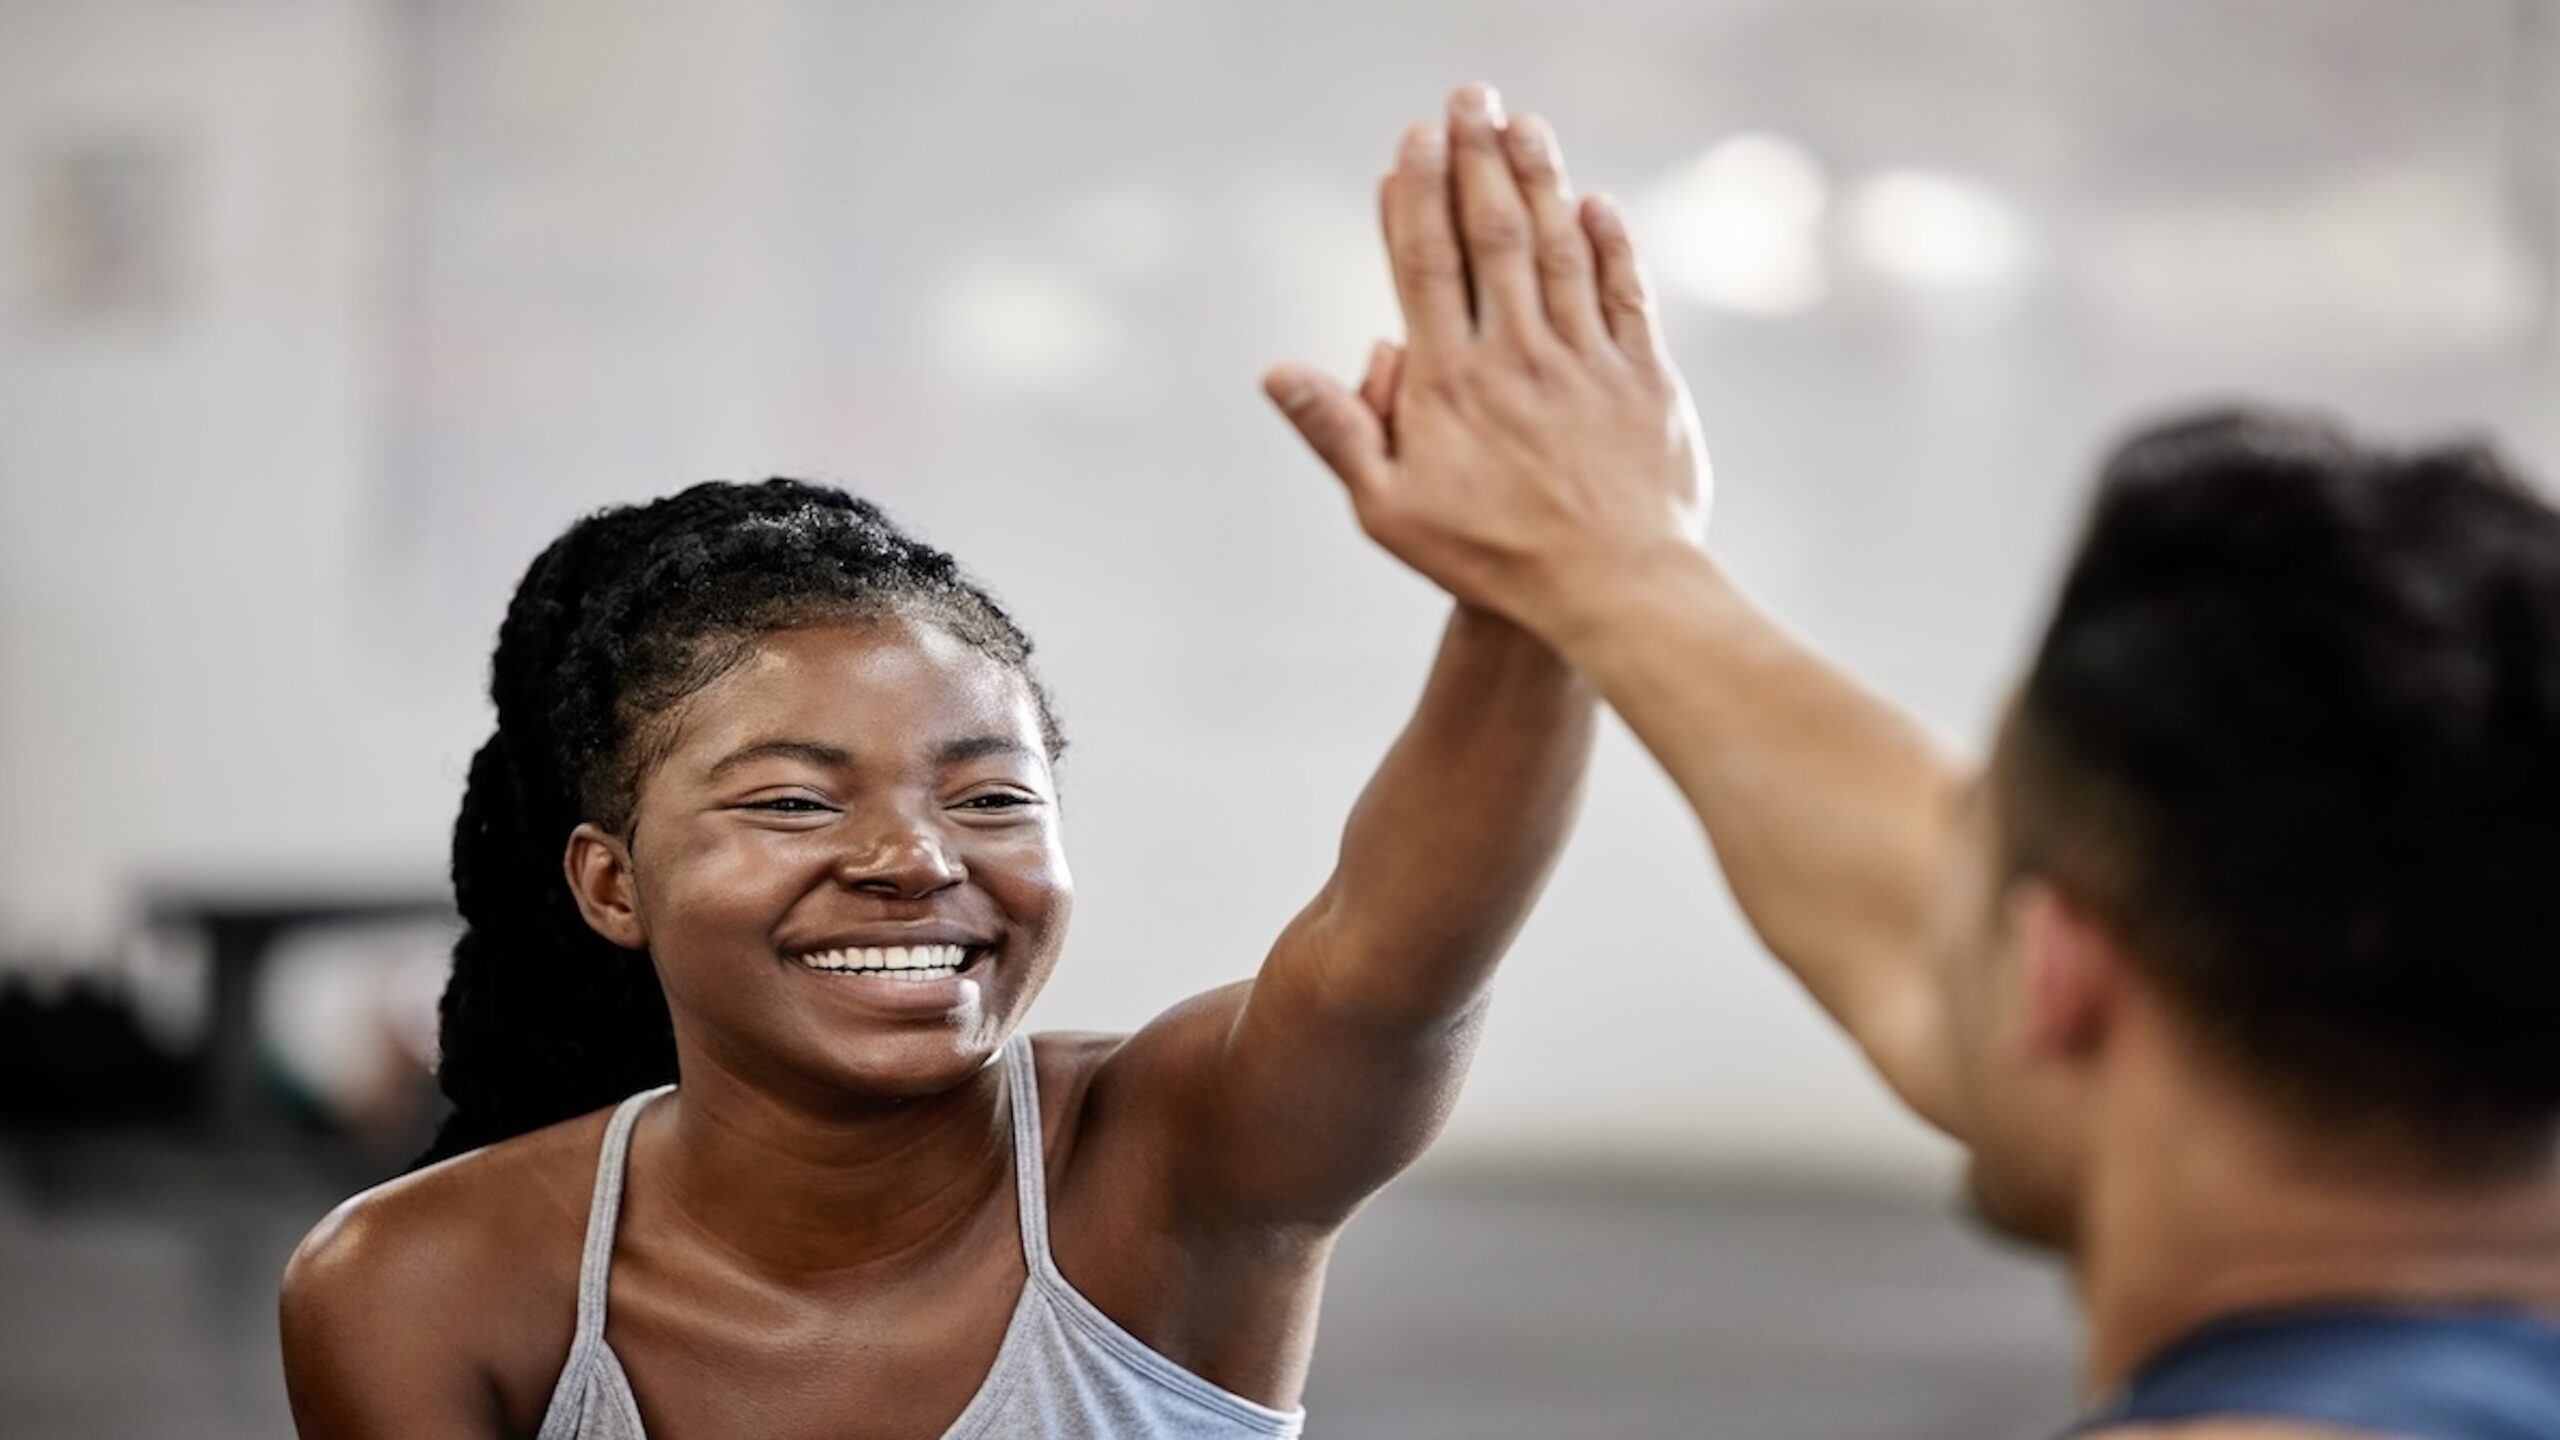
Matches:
[1264,83,1711,646]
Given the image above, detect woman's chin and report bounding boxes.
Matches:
[797,1022,1018,1104]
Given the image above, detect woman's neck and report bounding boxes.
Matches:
[646,1043,1020,1283]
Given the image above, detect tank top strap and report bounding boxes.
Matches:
[1000,1033,1054,1274]
[571,1084,675,1346]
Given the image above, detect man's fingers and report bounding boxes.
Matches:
[1357,340,1407,433]
[1505,114,1606,350]
[1583,193,1664,362]
[1264,363,1395,498]
[1446,83,1542,340]
[1383,125,1471,353]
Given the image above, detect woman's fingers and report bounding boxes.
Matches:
[1504,114,1606,350]
[1446,84,1543,342]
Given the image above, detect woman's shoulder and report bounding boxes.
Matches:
[293,1107,610,1284]
[1026,1027,1126,1085]
[279,1106,624,1429]
[1037,980,1255,1144]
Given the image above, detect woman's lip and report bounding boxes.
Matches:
[789,965,984,1015]
[782,934,997,956]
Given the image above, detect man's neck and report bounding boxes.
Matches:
[2074,1057,2560,1402]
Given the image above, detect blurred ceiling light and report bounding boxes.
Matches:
[1056,184,1191,282]
[929,256,1123,392]
[2084,163,2540,359]
[1844,170,2030,291]
[1639,133,1830,317]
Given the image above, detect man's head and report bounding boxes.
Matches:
[1941,406,2560,1245]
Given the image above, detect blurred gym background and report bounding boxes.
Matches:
[1,1,2552,1435]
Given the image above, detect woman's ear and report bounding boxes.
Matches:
[565,822,649,950]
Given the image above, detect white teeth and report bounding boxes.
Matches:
[795,944,970,975]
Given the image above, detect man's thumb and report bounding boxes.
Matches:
[1263,364,1391,497]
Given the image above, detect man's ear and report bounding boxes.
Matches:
[2007,878,2123,1064]
[565,822,648,951]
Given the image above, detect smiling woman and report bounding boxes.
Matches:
[424,482,1071,1162]
[275,468,1596,1439]
[561,617,1074,1110]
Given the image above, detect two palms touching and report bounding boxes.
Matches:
[1264,84,1712,634]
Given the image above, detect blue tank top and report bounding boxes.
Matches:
[2068,1306,2560,1439]
[535,1034,1305,1439]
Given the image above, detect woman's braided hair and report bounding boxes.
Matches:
[418,479,1060,1166]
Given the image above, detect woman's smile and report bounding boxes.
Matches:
[782,939,1003,1019]
[788,943,982,978]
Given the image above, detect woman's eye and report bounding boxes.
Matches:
[956,792,1038,812]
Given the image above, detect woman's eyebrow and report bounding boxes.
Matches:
[705,738,853,779]
[937,735,1036,766]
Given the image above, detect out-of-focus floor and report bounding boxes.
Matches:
[0,1134,2079,1439]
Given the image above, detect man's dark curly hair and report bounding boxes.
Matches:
[1998,407,2560,1170]
[417,479,1062,1167]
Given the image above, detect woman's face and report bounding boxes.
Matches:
[598,616,1070,1101]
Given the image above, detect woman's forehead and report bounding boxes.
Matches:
[666,620,1044,761]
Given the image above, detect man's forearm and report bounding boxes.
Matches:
[1539,547,1974,1132]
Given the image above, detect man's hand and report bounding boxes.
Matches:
[1266,86,1975,1140]
[1263,83,1711,640]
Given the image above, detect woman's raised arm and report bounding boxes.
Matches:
[1092,89,1611,1236]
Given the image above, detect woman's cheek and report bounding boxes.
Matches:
[649,828,822,935]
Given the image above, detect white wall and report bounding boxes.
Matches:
[0,0,481,942]
[2,0,2552,1177]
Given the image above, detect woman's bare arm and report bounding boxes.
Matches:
[281,1195,510,1439]
[280,1139,585,1439]
[1113,602,1594,1231]
[1096,91,1607,1236]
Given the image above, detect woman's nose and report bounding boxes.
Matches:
[833,823,964,899]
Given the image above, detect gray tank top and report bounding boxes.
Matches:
[535,1035,1306,1439]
